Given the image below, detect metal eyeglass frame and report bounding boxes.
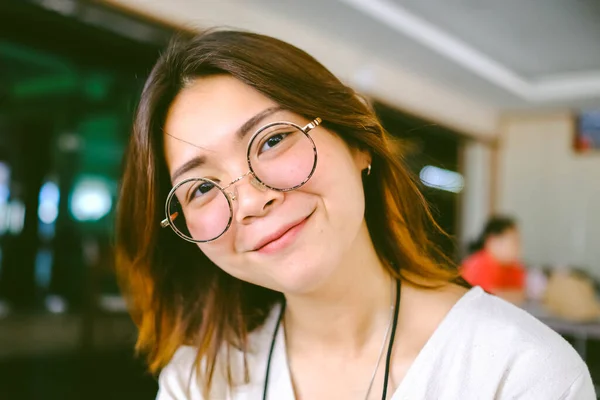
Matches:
[160,117,322,243]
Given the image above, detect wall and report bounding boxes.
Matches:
[460,141,493,253]
[497,113,600,274]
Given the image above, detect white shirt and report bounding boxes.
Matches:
[156,286,596,399]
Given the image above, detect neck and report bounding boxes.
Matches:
[282,223,394,354]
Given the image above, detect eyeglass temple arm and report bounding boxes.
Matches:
[160,211,179,228]
[303,117,322,132]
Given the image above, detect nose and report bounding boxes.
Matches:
[233,175,284,224]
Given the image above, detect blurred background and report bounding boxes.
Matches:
[1,0,599,398]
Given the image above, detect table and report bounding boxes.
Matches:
[523,302,600,360]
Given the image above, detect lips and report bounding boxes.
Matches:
[251,214,311,252]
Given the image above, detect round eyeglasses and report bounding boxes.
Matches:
[160,118,321,243]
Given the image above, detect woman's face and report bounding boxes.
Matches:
[487,228,522,265]
[163,75,370,294]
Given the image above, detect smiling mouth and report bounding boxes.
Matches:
[252,212,313,254]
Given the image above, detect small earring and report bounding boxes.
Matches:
[366,164,371,176]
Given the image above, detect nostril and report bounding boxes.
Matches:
[265,199,275,208]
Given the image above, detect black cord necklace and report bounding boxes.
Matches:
[262,279,401,400]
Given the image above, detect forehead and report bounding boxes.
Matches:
[163,76,280,174]
[497,227,519,240]
[164,75,277,146]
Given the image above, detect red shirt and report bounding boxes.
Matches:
[461,250,525,293]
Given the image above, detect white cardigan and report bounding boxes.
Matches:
[156,286,595,399]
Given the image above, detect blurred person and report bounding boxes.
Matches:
[462,216,526,305]
[116,30,594,399]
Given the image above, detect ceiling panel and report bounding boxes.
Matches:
[243,0,526,106]
[396,0,600,78]
[108,0,600,110]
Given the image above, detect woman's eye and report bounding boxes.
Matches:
[190,182,215,200]
[260,132,290,153]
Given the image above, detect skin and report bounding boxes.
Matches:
[163,75,468,399]
[486,228,521,266]
[485,228,525,305]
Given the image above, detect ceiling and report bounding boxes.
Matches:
[97,0,600,137]
[246,0,600,110]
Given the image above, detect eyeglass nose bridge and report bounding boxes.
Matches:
[223,171,267,201]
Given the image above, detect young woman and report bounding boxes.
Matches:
[116,30,594,399]
[462,216,527,305]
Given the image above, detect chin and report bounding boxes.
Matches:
[213,245,334,295]
[268,252,340,295]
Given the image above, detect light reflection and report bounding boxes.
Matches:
[38,180,60,225]
[45,294,67,314]
[70,177,112,222]
[34,248,53,289]
[419,165,465,193]
[7,201,25,235]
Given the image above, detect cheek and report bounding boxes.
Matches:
[499,241,518,259]
[308,146,365,229]
[311,135,363,192]
[186,208,231,242]
[196,229,238,270]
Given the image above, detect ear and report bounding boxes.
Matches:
[352,147,372,172]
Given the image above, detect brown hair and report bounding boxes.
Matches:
[116,29,464,396]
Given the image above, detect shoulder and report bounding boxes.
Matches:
[457,287,570,349]
[454,287,579,362]
[450,287,594,397]
[156,305,281,400]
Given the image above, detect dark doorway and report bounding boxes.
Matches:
[0,1,173,399]
[374,102,464,261]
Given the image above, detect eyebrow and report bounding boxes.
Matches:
[169,106,284,184]
[236,106,284,140]
[170,155,206,185]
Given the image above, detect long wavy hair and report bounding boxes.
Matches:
[116,29,465,396]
